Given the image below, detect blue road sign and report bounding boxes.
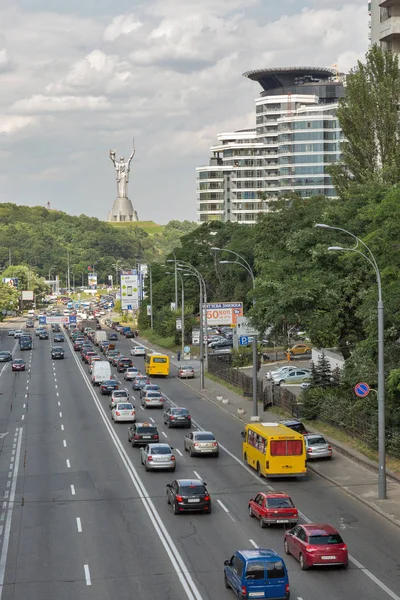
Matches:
[39,316,46,325]
[239,336,249,346]
[354,382,370,398]
[126,304,132,310]
[69,315,77,324]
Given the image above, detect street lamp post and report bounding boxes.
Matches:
[167,270,185,358]
[212,247,259,420]
[149,266,154,330]
[315,223,386,500]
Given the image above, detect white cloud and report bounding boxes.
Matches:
[0,115,37,134]
[12,94,110,113]
[104,14,143,42]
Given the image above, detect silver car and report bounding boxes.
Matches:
[184,431,219,457]
[111,402,136,423]
[141,443,176,471]
[305,434,332,460]
[141,391,165,409]
[267,365,298,380]
[124,367,140,381]
[109,389,130,409]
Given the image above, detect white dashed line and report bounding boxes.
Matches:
[24,394,28,399]
[11,450,15,457]
[21,415,24,421]
[193,470,202,480]
[140,406,144,411]
[217,499,229,513]
[70,485,75,496]
[66,459,71,468]
[55,385,58,389]
[175,449,183,457]
[63,440,67,447]
[3,492,8,500]
[84,564,91,586]
[22,404,25,409]
[149,417,155,423]
[58,402,61,406]
[5,482,10,489]
[0,514,4,522]
[61,424,64,431]
[56,392,59,397]
[2,503,6,511]
[161,431,167,438]
[59,412,62,418]
[76,517,82,532]
[249,539,259,548]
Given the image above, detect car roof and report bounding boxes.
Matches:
[115,401,133,406]
[176,479,204,486]
[148,443,170,449]
[262,491,291,499]
[305,433,325,440]
[136,422,157,427]
[280,419,302,425]
[237,549,281,561]
[193,430,214,436]
[302,524,337,535]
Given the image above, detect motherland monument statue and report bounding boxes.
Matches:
[107,139,139,222]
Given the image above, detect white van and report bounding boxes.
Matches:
[92,360,111,385]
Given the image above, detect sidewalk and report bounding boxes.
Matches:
[137,335,400,530]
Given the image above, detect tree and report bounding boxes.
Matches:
[331,44,400,193]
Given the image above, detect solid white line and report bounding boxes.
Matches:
[249,539,259,548]
[66,459,71,468]
[349,556,400,600]
[161,431,167,438]
[193,470,202,480]
[0,427,23,598]
[61,424,64,431]
[70,485,75,496]
[66,335,204,600]
[217,499,229,513]
[63,440,67,447]
[76,517,82,532]
[84,564,91,586]
[3,493,8,500]
[175,448,183,457]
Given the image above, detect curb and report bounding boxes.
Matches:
[307,463,400,530]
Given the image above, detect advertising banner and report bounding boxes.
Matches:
[176,318,182,331]
[88,273,97,288]
[120,273,139,310]
[2,277,18,288]
[205,302,243,326]
[21,290,34,301]
[147,305,152,316]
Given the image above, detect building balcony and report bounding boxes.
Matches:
[379,14,400,40]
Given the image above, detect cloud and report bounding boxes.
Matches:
[12,94,110,113]
[104,14,143,42]
[0,115,37,134]
[0,48,12,72]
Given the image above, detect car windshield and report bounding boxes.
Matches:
[14,360,24,364]
[267,497,294,508]
[146,385,159,390]
[195,433,215,441]
[309,534,343,545]
[114,391,128,397]
[137,427,157,434]
[104,381,115,385]
[151,446,171,455]
[0,352,10,356]
[179,485,206,496]
[172,409,188,415]
[117,403,133,410]
[136,377,148,381]
[181,366,193,370]
[307,436,326,446]
[53,347,63,352]
[147,393,161,398]
[127,368,138,372]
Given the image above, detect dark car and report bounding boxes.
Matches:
[83,351,97,364]
[73,339,85,351]
[100,380,119,395]
[125,330,134,338]
[116,357,133,372]
[112,354,125,367]
[12,359,26,371]
[53,334,65,343]
[108,332,118,340]
[107,350,120,363]
[51,346,65,359]
[166,479,211,514]
[38,331,49,340]
[164,407,191,429]
[19,337,33,350]
[52,325,61,332]
[280,419,308,435]
[128,422,159,446]
[132,375,150,390]
[26,320,34,328]
[0,351,12,362]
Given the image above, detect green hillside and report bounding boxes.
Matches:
[108,221,164,236]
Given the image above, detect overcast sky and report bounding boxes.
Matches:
[0,0,368,224]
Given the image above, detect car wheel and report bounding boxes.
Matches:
[278,380,284,386]
[170,466,176,472]
[184,442,188,452]
[243,452,247,462]
[145,463,150,472]
[259,517,267,529]
[166,493,170,505]
[341,562,349,570]
[172,501,179,515]
[167,421,171,428]
[256,462,261,477]
[299,553,308,570]
[189,447,193,457]
[249,505,254,518]
[224,573,230,589]
[214,452,219,458]
[205,506,211,514]
[284,539,290,555]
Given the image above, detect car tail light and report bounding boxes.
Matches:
[171,456,175,461]
[170,416,175,420]
[154,435,159,440]
[176,495,183,502]
[187,415,191,419]
[241,586,247,597]
[131,411,135,416]
[212,442,218,447]
[194,443,200,447]
[286,584,290,594]
[116,412,120,416]
[204,495,210,501]
[148,456,153,461]
[328,445,332,451]
[134,435,140,440]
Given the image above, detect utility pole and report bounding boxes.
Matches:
[9,249,11,267]
[67,248,70,292]
[149,266,154,330]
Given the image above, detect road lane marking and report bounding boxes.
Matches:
[149,417,155,423]
[249,539,259,548]
[56,392,59,397]
[66,459,71,468]
[161,431,167,438]
[63,440,67,447]
[0,427,22,599]
[22,404,25,409]
[55,385,58,389]
[349,556,400,600]
[21,415,24,421]
[84,564,91,586]
[193,471,202,480]
[59,412,62,418]
[217,499,229,513]
[58,402,61,406]
[24,394,27,399]
[61,424,64,431]
[76,517,82,532]
[67,335,205,600]
[3,493,8,500]
[70,485,75,496]
[175,449,183,457]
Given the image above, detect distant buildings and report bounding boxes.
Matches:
[196,67,345,224]
[370,0,400,53]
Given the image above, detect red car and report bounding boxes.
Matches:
[12,359,26,371]
[249,492,298,527]
[284,523,348,570]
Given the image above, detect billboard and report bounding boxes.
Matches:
[88,273,97,288]
[2,277,18,288]
[120,272,139,310]
[205,302,243,326]
[21,290,34,301]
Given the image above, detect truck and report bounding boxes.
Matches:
[94,330,107,346]
[92,360,111,385]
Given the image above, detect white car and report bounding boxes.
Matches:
[111,402,136,423]
[131,346,146,356]
[109,389,130,409]
[14,330,24,338]
[266,365,298,380]
[8,330,15,336]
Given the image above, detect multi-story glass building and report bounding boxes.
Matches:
[196,67,344,224]
[370,0,400,53]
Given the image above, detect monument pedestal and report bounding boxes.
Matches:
[108,197,138,222]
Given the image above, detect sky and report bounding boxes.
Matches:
[0,0,368,224]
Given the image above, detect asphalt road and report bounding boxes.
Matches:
[0,322,399,600]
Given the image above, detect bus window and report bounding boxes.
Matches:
[270,440,303,456]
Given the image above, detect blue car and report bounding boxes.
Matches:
[224,549,290,600]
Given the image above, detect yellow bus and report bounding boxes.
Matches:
[242,422,307,478]
[145,353,170,377]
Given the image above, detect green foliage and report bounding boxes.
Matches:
[309,351,332,388]
[0,282,19,318]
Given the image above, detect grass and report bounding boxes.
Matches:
[205,371,256,400]
[108,221,164,236]
[140,329,179,351]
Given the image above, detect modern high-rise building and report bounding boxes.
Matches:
[370,0,400,52]
[196,67,344,224]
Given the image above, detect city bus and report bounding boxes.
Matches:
[145,353,170,377]
[242,422,307,478]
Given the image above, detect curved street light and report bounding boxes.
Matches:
[315,223,386,500]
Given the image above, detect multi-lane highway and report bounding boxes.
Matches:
[0,322,399,600]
